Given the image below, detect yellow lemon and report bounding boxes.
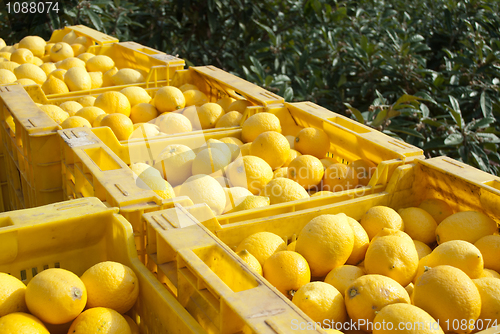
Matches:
[183,89,208,106]
[64,67,92,91]
[215,110,243,128]
[48,68,66,80]
[61,116,92,129]
[480,268,500,278]
[19,36,45,58]
[324,265,365,298]
[15,78,37,85]
[77,52,95,62]
[154,86,185,113]
[295,214,354,277]
[67,307,131,334]
[236,249,263,275]
[475,235,500,273]
[217,96,236,111]
[346,216,370,265]
[0,61,20,72]
[282,148,301,167]
[129,123,160,138]
[360,206,404,240]
[250,131,290,170]
[123,315,139,334]
[418,198,454,224]
[157,112,192,134]
[287,240,296,251]
[56,57,86,70]
[0,69,17,84]
[39,62,56,75]
[197,102,224,129]
[310,190,333,197]
[14,63,47,84]
[364,228,419,287]
[227,99,253,113]
[260,177,309,204]
[154,144,196,186]
[93,114,107,127]
[322,163,358,192]
[85,55,115,73]
[0,312,49,334]
[39,105,69,124]
[292,282,347,325]
[71,43,86,56]
[102,67,118,87]
[31,56,43,66]
[351,159,377,187]
[0,51,11,60]
[75,106,106,124]
[192,148,230,176]
[472,277,500,328]
[294,127,330,159]
[0,45,16,53]
[236,231,287,267]
[273,167,288,179]
[345,274,411,332]
[0,273,28,316]
[100,113,134,141]
[77,95,96,107]
[218,137,241,161]
[50,42,74,62]
[240,142,251,156]
[373,303,445,334]
[227,155,273,195]
[81,261,139,314]
[62,30,78,44]
[413,265,481,333]
[241,113,281,142]
[120,86,151,107]
[214,176,232,188]
[112,68,145,85]
[41,76,69,95]
[10,48,34,64]
[130,103,158,124]
[287,154,324,190]
[25,268,87,324]
[285,135,295,149]
[436,211,497,244]
[94,91,131,117]
[263,251,311,299]
[225,195,270,214]
[0,38,5,49]
[179,174,226,215]
[223,186,253,213]
[414,240,432,259]
[130,162,159,178]
[89,71,103,89]
[178,83,198,92]
[398,207,438,244]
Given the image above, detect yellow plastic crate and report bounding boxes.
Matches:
[142,204,324,334]
[142,156,500,334]
[0,197,205,334]
[51,24,119,45]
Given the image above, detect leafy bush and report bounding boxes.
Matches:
[1,0,499,174]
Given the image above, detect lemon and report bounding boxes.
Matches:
[351,159,377,187]
[15,78,36,85]
[364,228,419,287]
[95,91,131,117]
[129,123,160,138]
[287,241,296,251]
[0,38,5,49]
[157,112,192,134]
[273,167,289,179]
[14,63,47,84]
[345,274,411,332]
[10,48,33,64]
[260,178,310,204]
[472,277,500,327]
[285,135,295,149]
[236,231,287,267]
[398,207,438,244]
[0,61,20,72]
[102,67,118,87]
[77,52,95,62]
[112,68,145,85]
[197,102,225,129]
[310,190,333,197]
[48,28,67,43]
[413,265,481,333]
[293,282,347,325]
[64,67,92,91]
[287,155,324,189]
[178,83,198,92]
[206,138,233,161]
[179,174,226,215]
[322,163,358,192]
[360,206,404,240]
[130,162,159,178]
[75,106,106,124]
[436,211,497,244]
[346,216,370,265]
[25,268,87,324]
[240,142,251,156]
[100,113,134,141]
[130,103,158,124]
[39,62,56,75]
[57,57,86,70]
[241,113,282,142]
[223,186,253,213]
[50,42,74,62]
[31,57,43,66]
[227,156,273,195]
[0,46,16,53]
[41,76,69,95]
[227,99,253,113]
[480,268,500,278]
[154,144,196,185]
[225,195,270,214]
[0,69,17,84]
[48,68,66,80]
[474,235,500,273]
[86,55,115,73]
[324,265,365,298]
[123,315,139,334]
[218,137,242,160]
[74,36,89,45]
[0,273,28,316]
[39,105,69,124]
[296,214,354,277]
[264,251,311,299]
[294,127,330,159]
[0,312,50,334]
[62,30,78,44]
[192,148,231,176]
[373,304,445,334]
[0,51,11,60]
[120,86,151,107]
[67,307,131,334]
[250,131,290,170]
[154,86,185,113]
[217,96,236,111]
[236,249,263,275]
[61,116,92,129]
[215,110,243,128]
[214,176,232,188]
[282,148,301,167]
[414,240,432,259]
[77,95,96,107]
[81,261,139,314]
[419,198,454,224]
[18,36,45,58]
[71,43,86,57]
[181,105,202,130]
[183,89,208,106]
[88,71,103,89]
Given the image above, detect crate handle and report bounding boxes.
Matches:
[0,230,18,264]
[66,25,118,45]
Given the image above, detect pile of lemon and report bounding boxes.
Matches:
[235,200,500,334]
[0,261,140,334]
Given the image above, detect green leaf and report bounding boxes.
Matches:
[344,103,364,124]
[448,96,464,130]
[283,87,294,102]
[420,104,430,119]
[423,138,448,150]
[444,133,464,146]
[471,151,489,172]
[415,91,437,105]
[466,117,496,131]
[476,133,500,143]
[84,8,104,32]
[387,126,425,139]
[480,91,493,118]
[392,94,421,110]
[372,108,388,127]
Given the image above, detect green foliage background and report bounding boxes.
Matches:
[1,0,499,175]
